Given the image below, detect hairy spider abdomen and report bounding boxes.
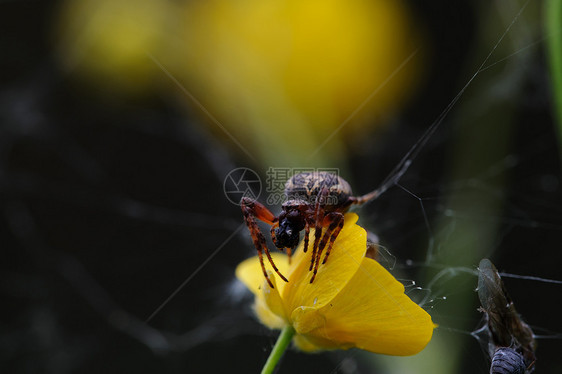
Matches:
[284,171,353,211]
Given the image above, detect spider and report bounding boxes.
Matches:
[241,171,380,288]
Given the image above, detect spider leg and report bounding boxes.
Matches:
[309,239,324,284]
[255,246,272,288]
[241,197,276,225]
[303,220,311,253]
[310,229,320,271]
[241,197,288,287]
[310,188,328,271]
[320,212,344,265]
[245,215,274,288]
[349,188,381,206]
[309,212,344,283]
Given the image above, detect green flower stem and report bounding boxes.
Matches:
[261,326,295,374]
[545,0,562,151]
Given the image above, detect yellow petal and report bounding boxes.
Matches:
[235,252,290,295]
[236,257,290,329]
[282,213,366,312]
[261,271,288,321]
[308,257,434,356]
[292,334,327,353]
[253,273,287,329]
[291,306,325,334]
[253,296,286,330]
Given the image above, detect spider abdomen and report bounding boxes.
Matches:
[284,172,352,210]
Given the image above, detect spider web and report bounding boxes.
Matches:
[2,0,562,373]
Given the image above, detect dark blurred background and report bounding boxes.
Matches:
[2,0,562,373]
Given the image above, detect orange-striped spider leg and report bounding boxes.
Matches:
[321,212,344,265]
[241,197,288,288]
[302,219,311,253]
[309,187,328,271]
[309,212,344,283]
[309,226,322,271]
[308,187,329,278]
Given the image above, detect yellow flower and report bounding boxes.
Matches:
[236,213,434,355]
[181,0,424,167]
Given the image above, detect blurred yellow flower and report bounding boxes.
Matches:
[54,0,424,165]
[182,0,424,166]
[236,213,434,355]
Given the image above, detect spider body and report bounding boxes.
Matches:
[241,171,379,288]
[284,172,353,210]
[272,172,353,249]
